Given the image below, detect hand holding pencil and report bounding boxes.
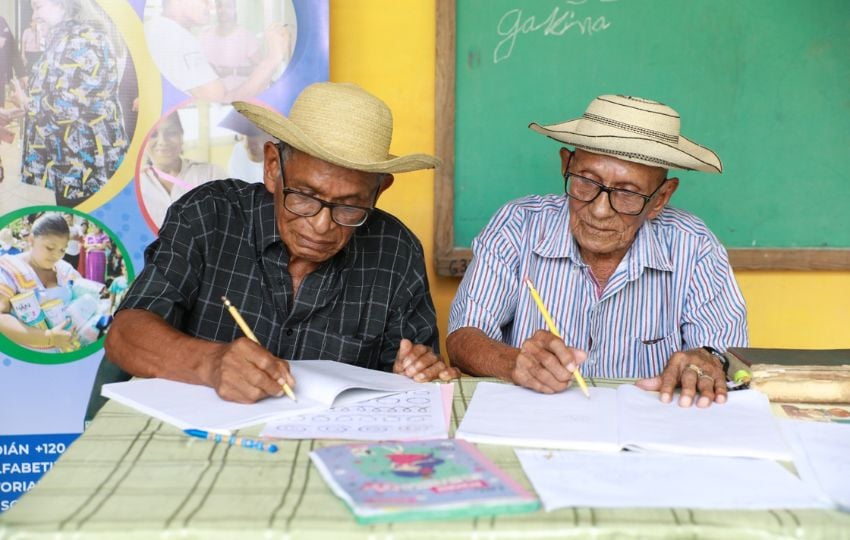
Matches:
[519,278,591,398]
[217,296,297,402]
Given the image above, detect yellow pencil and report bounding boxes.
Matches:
[523,278,591,399]
[221,296,297,402]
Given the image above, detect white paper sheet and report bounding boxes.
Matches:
[515,449,832,511]
[781,419,850,510]
[616,384,791,460]
[260,383,452,441]
[102,360,423,431]
[456,383,620,451]
[456,382,790,460]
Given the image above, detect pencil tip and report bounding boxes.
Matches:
[221,296,230,306]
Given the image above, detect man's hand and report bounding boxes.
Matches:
[393,338,459,382]
[209,337,295,403]
[635,348,727,407]
[511,330,587,394]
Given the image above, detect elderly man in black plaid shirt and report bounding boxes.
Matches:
[104,82,458,403]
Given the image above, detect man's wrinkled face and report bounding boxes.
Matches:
[565,149,674,261]
[265,145,383,265]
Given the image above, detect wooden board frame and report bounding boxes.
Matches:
[433,0,850,277]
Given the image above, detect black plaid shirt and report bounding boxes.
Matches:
[120,180,439,371]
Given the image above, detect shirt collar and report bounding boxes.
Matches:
[254,189,281,254]
[533,199,584,264]
[627,217,674,274]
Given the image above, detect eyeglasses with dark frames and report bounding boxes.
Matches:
[277,147,377,227]
[563,170,667,216]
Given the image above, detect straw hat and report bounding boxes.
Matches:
[233,82,440,174]
[529,95,722,173]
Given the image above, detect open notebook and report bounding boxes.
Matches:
[456,382,791,460]
[101,360,423,431]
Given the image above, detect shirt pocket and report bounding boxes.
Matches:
[633,330,680,378]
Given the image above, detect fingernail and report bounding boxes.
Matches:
[716,394,727,404]
[566,362,576,372]
[415,373,425,381]
[660,392,671,403]
[277,377,286,386]
[276,390,284,398]
[697,396,710,408]
[679,395,693,407]
[406,367,416,376]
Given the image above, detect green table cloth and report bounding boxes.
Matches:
[2,377,849,539]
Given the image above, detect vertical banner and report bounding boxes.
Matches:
[0,0,328,512]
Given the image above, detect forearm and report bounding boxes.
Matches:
[0,314,52,347]
[104,309,225,386]
[225,58,280,102]
[446,327,519,381]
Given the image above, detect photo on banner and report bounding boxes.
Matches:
[0,207,134,363]
[136,100,275,232]
[0,0,328,513]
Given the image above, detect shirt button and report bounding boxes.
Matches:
[286,328,294,336]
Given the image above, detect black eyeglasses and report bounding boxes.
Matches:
[564,170,667,216]
[278,149,376,227]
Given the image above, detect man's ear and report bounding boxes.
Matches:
[559,147,574,175]
[374,174,395,201]
[262,141,280,194]
[646,177,679,219]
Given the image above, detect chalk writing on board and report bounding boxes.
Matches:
[494,0,615,64]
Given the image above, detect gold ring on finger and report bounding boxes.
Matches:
[685,363,705,378]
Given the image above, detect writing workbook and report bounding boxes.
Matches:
[310,439,540,524]
[101,360,423,431]
[456,382,791,460]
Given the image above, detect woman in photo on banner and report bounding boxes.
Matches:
[139,109,225,229]
[0,212,120,353]
[19,0,130,207]
[0,212,80,352]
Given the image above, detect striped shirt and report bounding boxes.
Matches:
[121,180,439,371]
[448,195,748,378]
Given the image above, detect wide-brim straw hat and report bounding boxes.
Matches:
[233,82,440,174]
[529,94,722,173]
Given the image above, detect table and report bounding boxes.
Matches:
[2,377,849,539]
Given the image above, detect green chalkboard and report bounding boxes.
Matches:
[434,0,850,275]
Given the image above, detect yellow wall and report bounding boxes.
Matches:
[329,0,850,353]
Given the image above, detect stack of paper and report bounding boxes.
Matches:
[456,382,791,460]
[515,449,831,511]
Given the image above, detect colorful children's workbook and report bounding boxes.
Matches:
[309,439,540,524]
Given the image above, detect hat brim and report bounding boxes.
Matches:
[529,119,722,173]
[234,101,440,174]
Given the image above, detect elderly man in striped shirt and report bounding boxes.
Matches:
[447,95,748,408]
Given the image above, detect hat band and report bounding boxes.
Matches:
[576,143,691,170]
[583,113,679,144]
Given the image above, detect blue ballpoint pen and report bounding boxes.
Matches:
[184,429,279,453]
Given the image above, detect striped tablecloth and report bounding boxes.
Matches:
[2,377,849,539]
